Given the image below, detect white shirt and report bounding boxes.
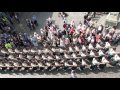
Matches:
[34,32,39,38]
[98,25,102,31]
[14,62,19,67]
[71,20,75,27]
[106,33,111,38]
[8,55,15,59]
[96,43,101,49]
[64,53,69,58]
[71,72,76,78]
[19,54,24,59]
[44,49,49,53]
[51,48,56,52]
[60,48,64,53]
[46,62,51,66]
[89,43,94,50]
[81,52,86,57]
[48,30,53,40]
[38,50,42,54]
[65,38,69,45]
[49,26,53,31]
[1,49,8,54]
[75,46,79,51]
[37,36,42,41]
[73,38,77,44]
[108,48,115,55]
[72,53,77,58]
[75,29,79,34]
[65,62,69,66]
[47,56,53,60]
[90,50,95,56]
[89,20,93,26]
[86,28,90,36]
[81,25,86,31]
[87,36,91,42]
[82,59,86,66]
[15,49,22,53]
[91,38,94,43]
[27,55,32,59]
[56,55,60,60]
[15,14,18,19]
[102,57,109,64]
[92,58,99,65]
[98,50,104,56]
[69,47,74,52]
[63,17,67,23]
[72,62,77,66]
[47,17,52,22]
[31,49,36,53]
[47,37,51,42]
[23,49,29,53]
[40,29,44,35]
[8,49,14,53]
[77,25,81,30]
[82,45,86,51]
[35,56,40,60]
[60,39,65,47]
[105,42,111,48]
[113,54,120,61]
[55,62,59,66]
[52,41,56,47]
[51,33,55,40]
[109,28,115,33]
[92,29,95,34]
[42,55,47,60]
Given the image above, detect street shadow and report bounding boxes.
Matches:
[14,12,54,34]
[75,66,120,75]
[117,23,120,29]
[0,66,120,76]
[102,66,120,73]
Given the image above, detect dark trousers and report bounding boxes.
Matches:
[15,18,20,23]
[99,64,106,70]
[112,39,120,46]
[110,60,118,66]
[90,65,97,70]
[64,66,69,71]
[34,20,38,26]
[80,65,85,71]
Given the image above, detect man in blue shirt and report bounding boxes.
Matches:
[32,15,38,26]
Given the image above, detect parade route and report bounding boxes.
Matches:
[0,12,120,78]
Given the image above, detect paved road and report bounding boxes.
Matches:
[1,12,120,78]
[14,12,86,34]
[0,66,120,78]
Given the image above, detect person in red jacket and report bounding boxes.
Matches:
[69,27,75,35]
[96,34,100,43]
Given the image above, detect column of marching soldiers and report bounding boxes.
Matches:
[0,42,120,72]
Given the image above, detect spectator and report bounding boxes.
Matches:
[71,70,77,78]
[14,13,20,23]
[30,36,38,47]
[32,15,38,26]
[5,42,13,49]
